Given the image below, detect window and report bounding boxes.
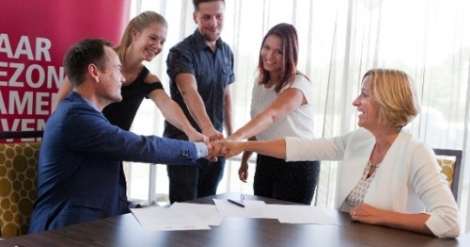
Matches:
[127,0,470,231]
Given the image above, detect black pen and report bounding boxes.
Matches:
[227,199,245,208]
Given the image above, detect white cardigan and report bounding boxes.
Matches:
[286,128,460,238]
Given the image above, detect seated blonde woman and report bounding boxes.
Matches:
[221,69,460,238]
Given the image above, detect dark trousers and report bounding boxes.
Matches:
[167,157,225,203]
[254,154,320,205]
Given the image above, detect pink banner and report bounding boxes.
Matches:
[0,0,130,139]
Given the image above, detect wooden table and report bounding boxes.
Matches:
[1,192,469,247]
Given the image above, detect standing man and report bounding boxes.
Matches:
[29,38,216,233]
[164,0,235,203]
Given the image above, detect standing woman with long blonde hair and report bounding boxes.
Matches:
[53,11,205,141]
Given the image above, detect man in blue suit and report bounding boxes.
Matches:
[29,39,218,233]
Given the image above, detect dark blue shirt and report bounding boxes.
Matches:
[164,29,235,139]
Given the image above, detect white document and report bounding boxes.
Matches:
[212,199,267,218]
[264,204,339,225]
[170,202,223,226]
[130,206,211,231]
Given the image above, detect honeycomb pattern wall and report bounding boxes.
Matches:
[437,158,456,189]
[0,142,41,238]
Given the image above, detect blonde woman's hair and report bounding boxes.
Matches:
[363,69,421,128]
[114,11,167,66]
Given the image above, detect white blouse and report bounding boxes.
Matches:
[346,162,378,207]
[250,74,315,140]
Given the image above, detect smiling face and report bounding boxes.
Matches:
[132,22,167,62]
[352,75,380,130]
[97,46,126,104]
[260,34,284,77]
[193,1,225,45]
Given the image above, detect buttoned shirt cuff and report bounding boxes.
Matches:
[194,142,208,158]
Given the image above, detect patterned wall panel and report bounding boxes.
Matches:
[0,142,41,237]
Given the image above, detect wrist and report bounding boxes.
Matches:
[199,123,215,133]
[184,126,198,136]
[228,133,243,141]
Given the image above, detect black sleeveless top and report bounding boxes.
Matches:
[102,67,163,130]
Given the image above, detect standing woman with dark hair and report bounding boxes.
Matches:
[227,23,320,205]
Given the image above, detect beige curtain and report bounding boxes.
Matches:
[132,0,470,232]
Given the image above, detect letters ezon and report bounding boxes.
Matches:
[0,33,62,134]
[0,33,63,88]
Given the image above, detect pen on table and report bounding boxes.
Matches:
[227,199,245,208]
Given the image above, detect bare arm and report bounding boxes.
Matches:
[350,204,433,235]
[149,89,207,142]
[228,88,306,141]
[224,85,234,136]
[223,138,286,159]
[147,74,207,143]
[174,72,223,141]
[238,136,256,182]
[51,76,73,112]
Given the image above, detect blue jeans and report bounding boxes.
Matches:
[167,157,225,203]
[254,154,320,205]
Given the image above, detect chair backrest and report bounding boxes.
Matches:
[433,148,462,201]
[0,131,42,238]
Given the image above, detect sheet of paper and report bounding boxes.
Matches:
[130,206,211,231]
[264,204,339,225]
[170,202,223,226]
[212,199,267,218]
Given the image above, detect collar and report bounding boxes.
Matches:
[69,91,100,112]
[193,29,222,51]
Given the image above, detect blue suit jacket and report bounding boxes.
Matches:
[29,92,199,233]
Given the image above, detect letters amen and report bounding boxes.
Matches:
[0,34,63,132]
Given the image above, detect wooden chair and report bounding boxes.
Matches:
[434,148,462,201]
[0,131,42,238]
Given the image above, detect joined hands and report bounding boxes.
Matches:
[204,139,245,161]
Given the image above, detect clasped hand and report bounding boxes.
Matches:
[204,139,244,161]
